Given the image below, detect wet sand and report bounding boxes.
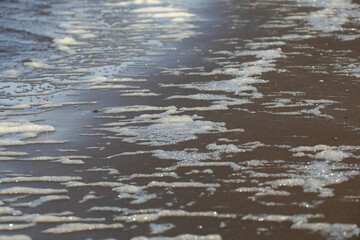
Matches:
[0,0,359,239]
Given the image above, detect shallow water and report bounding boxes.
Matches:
[0,0,359,239]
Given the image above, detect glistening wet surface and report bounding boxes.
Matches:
[0,0,359,239]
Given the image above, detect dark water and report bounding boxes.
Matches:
[0,0,359,239]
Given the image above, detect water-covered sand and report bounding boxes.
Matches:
[0,0,359,239]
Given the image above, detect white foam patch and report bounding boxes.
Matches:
[147,181,220,188]
[1,70,19,79]
[131,193,157,205]
[0,187,67,195]
[79,193,102,203]
[63,181,123,188]
[186,169,213,175]
[55,157,85,165]
[132,7,182,13]
[149,223,175,234]
[98,111,242,146]
[105,0,162,6]
[0,223,34,231]
[0,235,32,240]
[131,234,222,240]
[42,223,123,234]
[245,40,286,49]
[88,206,124,213]
[89,84,137,90]
[133,6,195,20]
[0,121,55,135]
[263,99,337,119]
[280,34,314,41]
[0,151,28,157]
[79,33,97,39]
[120,91,159,97]
[0,212,99,224]
[167,94,231,101]
[86,77,146,84]
[115,210,236,222]
[206,143,245,153]
[0,176,81,183]
[54,37,84,45]
[106,150,152,159]
[179,103,240,112]
[65,29,86,34]
[103,105,176,114]
[0,207,21,216]
[291,222,360,240]
[86,167,119,175]
[12,195,70,208]
[162,77,267,99]
[114,186,156,205]
[39,101,97,109]
[290,145,360,161]
[0,104,33,111]
[113,185,144,194]
[129,172,178,179]
[153,149,219,161]
[235,187,290,197]
[160,161,243,172]
[242,214,323,224]
[234,48,283,59]
[148,12,195,19]
[9,155,89,165]
[57,149,78,153]
[57,45,75,54]
[265,160,359,197]
[23,61,49,69]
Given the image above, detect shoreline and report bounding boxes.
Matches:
[0,0,359,239]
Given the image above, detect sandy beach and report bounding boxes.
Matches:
[0,0,359,239]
